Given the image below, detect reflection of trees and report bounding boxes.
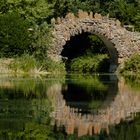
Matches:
[69,74,107,92]
[0,99,54,139]
[0,76,64,140]
[107,116,140,140]
[0,76,64,99]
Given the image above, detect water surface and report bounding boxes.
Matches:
[0,74,140,140]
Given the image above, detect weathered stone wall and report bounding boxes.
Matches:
[48,11,140,72]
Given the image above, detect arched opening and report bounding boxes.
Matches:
[61,32,118,73]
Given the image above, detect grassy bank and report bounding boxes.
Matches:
[1,53,140,76]
[0,58,13,74]
[0,54,66,76]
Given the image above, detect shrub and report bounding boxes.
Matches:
[31,22,52,61]
[121,54,140,75]
[9,54,39,74]
[70,54,109,73]
[45,59,66,74]
[123,75,140,91]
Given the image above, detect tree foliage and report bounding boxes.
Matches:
[0,0,53,59]
[0,12,31,57]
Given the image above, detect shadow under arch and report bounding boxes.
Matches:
[95,32,118,72]
[61,32,118,73]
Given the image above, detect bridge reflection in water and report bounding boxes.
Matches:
[48,75,140,137]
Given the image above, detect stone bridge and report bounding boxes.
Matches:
[48,78,140,137]
[48,11,140,72]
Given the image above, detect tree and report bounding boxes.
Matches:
[0,0,53,58]
[0,12,31,57]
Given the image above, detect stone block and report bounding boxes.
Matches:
[94,13,102,19]
[89,12,93,19]
[51,18,56,25]
[116,20,121,26]
[78,10,89,18]
[56,17,61,24]
[65,13,75,20]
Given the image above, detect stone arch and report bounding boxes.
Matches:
[48,11,140,72]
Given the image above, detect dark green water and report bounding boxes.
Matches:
[0,74,140,140]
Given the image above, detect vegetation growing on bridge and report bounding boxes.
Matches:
[0,0,140,74]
